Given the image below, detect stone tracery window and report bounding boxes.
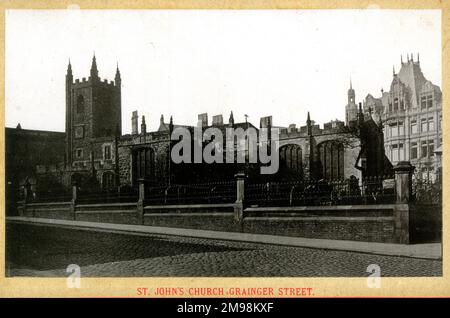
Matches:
[317,141,344,180]
[132,147,155,184]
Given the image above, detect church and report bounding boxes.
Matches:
[6,54,391,205]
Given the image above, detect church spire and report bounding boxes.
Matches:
[90,53,98,79]
[393,65,395,76]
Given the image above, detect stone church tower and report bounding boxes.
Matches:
[65,55,122,167]
[345,80,358,127]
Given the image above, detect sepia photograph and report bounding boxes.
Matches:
[1,3,447,298]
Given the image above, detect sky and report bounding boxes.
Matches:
[5,9,441,133]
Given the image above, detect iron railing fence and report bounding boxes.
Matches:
[144,181,236,205]
[412,179,442,205]
[245,176,396,207]
[76,186,139,204]
[31,190,73,203]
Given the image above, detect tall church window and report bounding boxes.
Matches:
[279,144,303,178]
[77,95,85,113]
[132,148,155,184]
[317,141,344,180]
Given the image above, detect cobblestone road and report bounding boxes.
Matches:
[6,223,441,277]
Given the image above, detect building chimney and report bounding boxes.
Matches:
[131,111,138,135]
[212,115,223,126]
[141,116,147,135]
[198,113,208,127]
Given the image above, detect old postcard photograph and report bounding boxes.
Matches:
[0,1,448,298]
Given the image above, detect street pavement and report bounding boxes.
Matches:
[6,222,442,277]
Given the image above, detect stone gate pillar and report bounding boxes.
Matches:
[234,172,246,223]
[393,161,415,244]
[393,161,415,204]
[70,180,77,220]
[137,178,146,224]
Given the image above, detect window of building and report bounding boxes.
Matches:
[429,140,435,157]
[411,120,418,134]
[393,98,399,111]
[399,143,404,161]
[75,148,83,159]
[421,118,427,132]
[398,121,404,136]
[421,94,433,109]
[428,117,434,131]
[390,123,398,137]
[392,144,398,162]
[411,142,418,159]
[76,95,85,113]
[317,141,344,180]
[104,145,112,160]
[421,141,428,158]
[280,144,303,178]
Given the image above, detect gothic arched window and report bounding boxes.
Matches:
[279,144,303,178]
[132,148,155,184]
[317,141,344,180]
[77,95,85,113]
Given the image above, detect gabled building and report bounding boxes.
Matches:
[360,54,442,181]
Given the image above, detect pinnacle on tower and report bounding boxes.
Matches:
[115,62,121,78]
[90,53,98,78]
[229,111,234,125]
[393,65,395,76]
[141,115,147,134]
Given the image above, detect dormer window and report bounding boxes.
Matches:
[393,98,399,111]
